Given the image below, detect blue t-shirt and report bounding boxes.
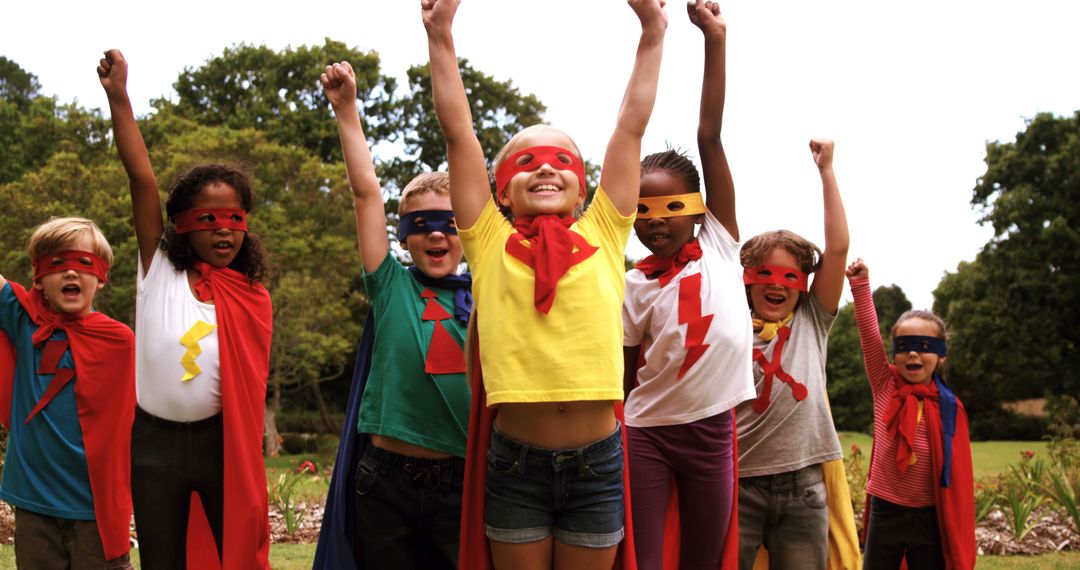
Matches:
[0,283,94,519]
[357,256,470,457]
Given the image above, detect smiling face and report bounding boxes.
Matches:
[403,192,463,279]
[33,234,105,317]
[748,247,803,322]
[187,181,247,268]
[634,170,701,258]
[893,317,944,385]
[496,127,585,218]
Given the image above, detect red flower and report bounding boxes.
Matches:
[295,460,317,474]
[851,444,860,454]
[1022,450,1035,459]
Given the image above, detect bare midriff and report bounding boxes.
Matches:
[494,400,617,449]
[369,434,454,460]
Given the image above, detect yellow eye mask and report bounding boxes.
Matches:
[636,193,706,219]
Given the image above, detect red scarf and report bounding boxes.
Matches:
[634,239,703,287]
[0,282,135,560]
[883,382,936,475]
[506,215,598,314]
[183,262,273,570]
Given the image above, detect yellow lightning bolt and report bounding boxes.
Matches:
[179,320,217,382]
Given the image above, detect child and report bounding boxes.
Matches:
[621,2,751,567]
[0,217,135,569]
[422,0,665,567]
[734,139,858,570]
[846,259,975,570]
[313,61,472,570]
[99,49,274,570]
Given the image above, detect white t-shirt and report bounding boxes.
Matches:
[135,248,222,421]
[623,210,756,427]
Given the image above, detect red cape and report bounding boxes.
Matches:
[0,282,135,560]
[862,370,976,570]
[181,267,273,570]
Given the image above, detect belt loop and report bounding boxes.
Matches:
[576,447,587,477]
[515,442,529,475]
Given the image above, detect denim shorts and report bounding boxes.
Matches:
[484,425,625,548]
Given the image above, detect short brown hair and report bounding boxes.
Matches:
[27,217,113,268]
[739,230,822,275]
[398,172,451,216]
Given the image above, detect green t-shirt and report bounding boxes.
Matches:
[357,254,470,457]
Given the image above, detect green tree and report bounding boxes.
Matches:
[165,39,398,163]
[934,111,1080,408]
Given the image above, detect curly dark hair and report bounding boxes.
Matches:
[641,149,701,194]
[161,164,270,282]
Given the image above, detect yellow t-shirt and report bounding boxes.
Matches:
[460,187,633,405]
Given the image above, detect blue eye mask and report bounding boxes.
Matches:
[893,335,947,357]
[398,210,457,241]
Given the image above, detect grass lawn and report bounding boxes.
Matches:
[837,432,1050,479]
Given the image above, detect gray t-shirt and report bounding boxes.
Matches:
[735,294,843,477]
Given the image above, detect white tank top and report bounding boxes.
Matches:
[135,248,222,421]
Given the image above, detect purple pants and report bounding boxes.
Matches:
[627,411,734,570]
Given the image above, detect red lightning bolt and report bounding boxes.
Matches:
[676,273,713,379]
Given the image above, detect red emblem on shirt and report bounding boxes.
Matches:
[420,288,466,375]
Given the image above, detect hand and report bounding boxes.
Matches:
[810,138,835,170]
[846,258,868,280]
[421,0,459,36]
[688,0,725,39]
[630,0,668,33]
[320,62,357,110]
[97,49,129,100]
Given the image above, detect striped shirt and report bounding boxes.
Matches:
[850,277,935,507]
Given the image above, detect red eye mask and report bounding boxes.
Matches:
[33,250,110,283]
[742,264,809,292]
[172,208,248,234]
[494,146,587,202]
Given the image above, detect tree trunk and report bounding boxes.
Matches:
[264,374,283,457]
[309,379,340,434]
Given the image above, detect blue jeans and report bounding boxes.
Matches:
[354,444,464,570]
[484,425,625,548]
[737,463,829,570]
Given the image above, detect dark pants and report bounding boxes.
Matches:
[627,411,734,570]
[355,444,465,570]
[863,495,945,570]
[130,406,225,569]
[737,463,829,570]
[14,508,133,570]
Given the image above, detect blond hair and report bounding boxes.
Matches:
[491,124,584,183]
[398,171,451,216]
[28,217,113,267]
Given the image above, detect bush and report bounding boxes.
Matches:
[969,407,1047,441]
[275,410,344,434]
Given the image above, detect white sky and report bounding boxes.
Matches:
[4,0,1079,309]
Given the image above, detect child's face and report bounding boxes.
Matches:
[748,247,802,321]
[33,235,105,317]
[188,182,247,268]
[634,170,700,258]
[498,129,585,218]
[403,192,463,279]
[893,318,942,385]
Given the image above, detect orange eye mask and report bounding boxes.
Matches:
[742,264,809,292]
[636,193,706,219]
[33,250,110,283]
[173,208,248,234]
[494,146,587,201]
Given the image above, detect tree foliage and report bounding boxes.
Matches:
[934,112,1080,410]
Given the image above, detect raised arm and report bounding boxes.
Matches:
[98,49,162,272]
[322,62,390,274]
[599,0,668,216]
[846,259,892,393]
[808,139,848,314]
[690,0,737,239]
[422,0,491,228]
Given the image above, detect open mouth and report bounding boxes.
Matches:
[529,184,562,195]
[426,248,448,261]
[905,362,924,372]
[213,240,233,251]
[61,284,82,299]
[764,292,787,306]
